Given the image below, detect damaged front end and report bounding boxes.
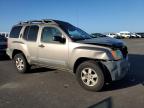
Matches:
[101,45,130,81]
[77,37,130,81]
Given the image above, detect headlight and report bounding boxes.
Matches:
[111,50,123,60]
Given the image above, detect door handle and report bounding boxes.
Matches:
[38,44,45,48]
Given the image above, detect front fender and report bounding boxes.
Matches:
[69,46,113,70]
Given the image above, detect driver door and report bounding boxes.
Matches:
[38,26,68,69]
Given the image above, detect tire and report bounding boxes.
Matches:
[13,53,30,73]
[76,60,104,91]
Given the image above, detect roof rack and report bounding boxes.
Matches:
[18,19,57,25]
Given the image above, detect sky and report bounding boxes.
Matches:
[0,0,144,33]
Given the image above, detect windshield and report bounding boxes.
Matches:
[57,21,92,41]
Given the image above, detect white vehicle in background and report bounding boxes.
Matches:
[106,33,118,38]
[137,33,144,38]
[118,31,131,38]
[137,34,141,38]
[130,33,137,38]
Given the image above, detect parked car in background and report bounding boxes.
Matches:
[130,33,141,38]
[136,33,144,38]
[0,35,7,56]
[106,33,118,38]
[0,32,9,38]
[130,33,136,38]
[118,31,131,38]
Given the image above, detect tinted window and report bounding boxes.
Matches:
[41,27,62,43]
[23,26,30,40]
[10,26,22,38]
[27,26,39,41]
[23,26,39,41]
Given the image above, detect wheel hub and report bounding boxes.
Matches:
[81,68,98,86]
[15,58,24,71]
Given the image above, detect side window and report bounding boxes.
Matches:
[28,26,39,41]
[23,26,30,40]
[23,25,39,41]
[10,26,22,38]
[41,27,62,43]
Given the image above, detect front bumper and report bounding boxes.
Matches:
[102,58,130,81]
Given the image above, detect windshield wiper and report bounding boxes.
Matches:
[75,37,92,41]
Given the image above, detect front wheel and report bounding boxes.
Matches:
[13,53,30,73]
[76,60,104,91]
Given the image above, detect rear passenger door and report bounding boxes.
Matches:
[22,25,39,62]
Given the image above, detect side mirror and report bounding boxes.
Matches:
[53,36,66,43]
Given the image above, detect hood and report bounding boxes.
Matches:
[77,37,125,49]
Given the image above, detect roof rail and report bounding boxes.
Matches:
[42,19,56,23]
[18,19,57,25]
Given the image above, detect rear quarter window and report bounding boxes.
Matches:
[9,26,22,38]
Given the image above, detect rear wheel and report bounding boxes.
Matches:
[14,53,30,73]
[76,60,104,91]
